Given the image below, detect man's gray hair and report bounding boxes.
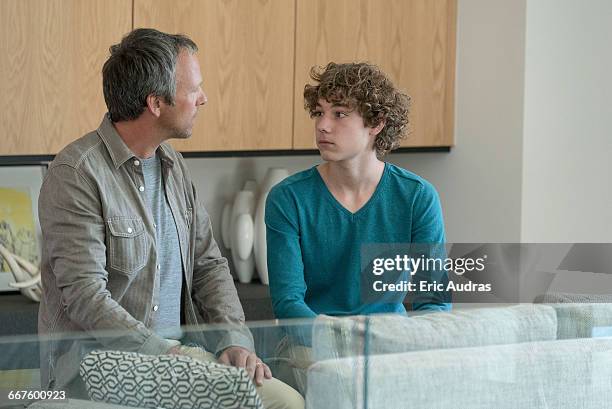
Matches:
[102,28,198,122]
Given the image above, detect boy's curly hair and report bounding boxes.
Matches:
[304,62,411,157]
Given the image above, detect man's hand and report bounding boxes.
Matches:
[167,345,182,355]
[218,346,272,386]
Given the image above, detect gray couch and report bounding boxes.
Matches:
[306,303,612,409]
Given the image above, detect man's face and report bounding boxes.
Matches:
[312,99,377,162]
[159,50,207,139]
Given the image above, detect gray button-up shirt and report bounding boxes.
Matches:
[38,115,253,390]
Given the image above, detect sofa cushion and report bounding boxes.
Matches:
[79,350,262,409]
[313,304,557,360]
[535,292,612,304]
[534,292,612,338]
[551,303,612,339]
[307,337,612,409]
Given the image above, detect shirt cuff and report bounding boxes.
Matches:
[138,333,180,355]
[214,330,255,356]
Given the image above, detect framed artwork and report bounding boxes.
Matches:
[0,165,46,292]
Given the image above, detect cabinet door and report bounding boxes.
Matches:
[0,0,131,155]
[294,0,456,149]
[134,0,295,152]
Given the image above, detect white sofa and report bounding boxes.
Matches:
[306,303,612,409]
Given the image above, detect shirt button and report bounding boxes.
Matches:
[134,160,140,166]
[139,186,145,192]
[127,227,133,234]
[156,264,161,270]
[153,305,159,312]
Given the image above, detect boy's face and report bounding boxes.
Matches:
[312,99,378,162]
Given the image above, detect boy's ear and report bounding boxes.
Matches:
[371,118,386,137]
[145,94,162,118]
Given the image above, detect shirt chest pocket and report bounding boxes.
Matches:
[107,217,148,275]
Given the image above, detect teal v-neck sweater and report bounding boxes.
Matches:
[265,163,450,321]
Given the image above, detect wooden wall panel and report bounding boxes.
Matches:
[134,0,295,152]
[294,0,456,149]
[0,0,131,155]
[0,0,454,156]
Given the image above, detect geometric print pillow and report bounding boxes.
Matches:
[79,350,263,409]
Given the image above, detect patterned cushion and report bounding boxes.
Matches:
[79,350,263,409]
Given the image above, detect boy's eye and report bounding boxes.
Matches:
[310,111,322,118]
[335,111,348,118]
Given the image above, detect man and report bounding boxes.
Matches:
[38,28,303,409]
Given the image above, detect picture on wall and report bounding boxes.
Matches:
[0,166,45,292]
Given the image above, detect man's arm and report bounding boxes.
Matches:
[39,164,174,354]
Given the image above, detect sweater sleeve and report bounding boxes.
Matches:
[265,184,317,320]
[410,181,452,312]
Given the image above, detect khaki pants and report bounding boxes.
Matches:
[187,348,304,409]
[273,337,314,396]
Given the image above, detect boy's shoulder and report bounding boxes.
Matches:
[387,163,432,187]
[272,166,319,191]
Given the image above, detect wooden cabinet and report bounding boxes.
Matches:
[0,0,455,157]
[134,0,295,152]
[0,0,131,155]
[294,0,456,149]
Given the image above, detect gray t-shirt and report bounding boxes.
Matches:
[142,153,183,339]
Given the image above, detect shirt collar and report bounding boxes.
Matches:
[157,143,175,168]
[96,114,174,169]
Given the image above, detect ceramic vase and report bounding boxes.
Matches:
[253,168,289,285]
[230,186,256,283]
[221,181,256,250]
[221,201,233,249]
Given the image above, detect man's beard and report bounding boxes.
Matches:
[170,126,192,139]
[160,116,193,140]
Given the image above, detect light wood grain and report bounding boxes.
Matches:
[294,0,456,149]
[134,0,295,152]
[0,0,131,155]
[1,0,454,156]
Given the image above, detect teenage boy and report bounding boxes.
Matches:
[265,62,450,392]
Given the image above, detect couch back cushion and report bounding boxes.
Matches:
[307,337,612,409]
[313,304,557,360]
[548,303,612,339]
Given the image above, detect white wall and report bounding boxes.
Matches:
[521,0,612,242]
[390,0,526,243]
[186,0,528,247]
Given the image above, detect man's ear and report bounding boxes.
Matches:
[146,94,162,118]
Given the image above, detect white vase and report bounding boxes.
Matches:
[234,214,254,261]
[230,189,256,283]
[253,168,289,285]
[221,201,233,249]
[222,181,256,251]
[243,180,258,193]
